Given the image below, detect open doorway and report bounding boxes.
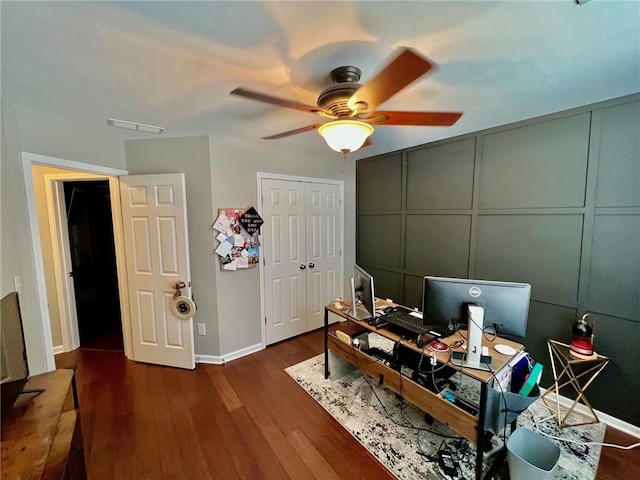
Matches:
[63,180,123,351]
[25,153,194,369]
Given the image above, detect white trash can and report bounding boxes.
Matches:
[506,428,560,480]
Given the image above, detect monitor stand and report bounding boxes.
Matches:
[452,304,492,372]
[349,277,372,321]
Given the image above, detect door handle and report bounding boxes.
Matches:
[172,280,187,299]
[299,264,306,270]
[308,263,315,269]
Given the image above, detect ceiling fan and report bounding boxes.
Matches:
[230,47,463,155]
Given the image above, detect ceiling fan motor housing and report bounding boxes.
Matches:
[230,47,462,141]
[317,66,363,117]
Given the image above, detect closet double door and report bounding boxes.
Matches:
[262,178,342,345]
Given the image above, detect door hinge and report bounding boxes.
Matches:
[265,317,267,325]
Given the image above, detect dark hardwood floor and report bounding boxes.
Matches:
[595,427,640,480]
[56,330,638,479]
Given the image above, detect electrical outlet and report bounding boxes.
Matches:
[197,323,206,336]
[14,276,22,294]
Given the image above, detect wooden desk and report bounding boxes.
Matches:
[323,301,524,480]
[1,369,87,480]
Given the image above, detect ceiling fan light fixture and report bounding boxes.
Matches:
[318,120,374,154]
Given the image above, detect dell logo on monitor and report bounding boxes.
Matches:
[469,287,482,297]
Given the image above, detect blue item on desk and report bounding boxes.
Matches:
[440,391,479,416]
[510,355,531,393]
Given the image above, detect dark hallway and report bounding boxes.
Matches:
[64,180,123,351]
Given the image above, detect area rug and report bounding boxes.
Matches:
[285,352,605,480]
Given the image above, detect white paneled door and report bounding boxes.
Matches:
[262,178,342,345]
[120,174,195,369]
[305,183,342,331]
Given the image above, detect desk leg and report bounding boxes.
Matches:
[324,307,330,379]
[476,382,488,480]
[482,447,507,480]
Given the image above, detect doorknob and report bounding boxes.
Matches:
[299,264,306,270]
[172,280,187,299]
[308,263,315,269]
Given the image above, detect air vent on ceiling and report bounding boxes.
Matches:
[107,118,164,134]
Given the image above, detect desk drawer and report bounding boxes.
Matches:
[327,333,478,441]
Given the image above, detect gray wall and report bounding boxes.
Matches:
[1,98,353,371]
[125,133,350,358]
[208,134,350,357]
[1,102,127,374]
[124,136,221,358]
[356,95,640,426]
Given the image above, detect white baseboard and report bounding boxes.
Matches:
[53,345,65,355]
[540,387,640,439]
[196,342,264,365]
[195,354,223,364]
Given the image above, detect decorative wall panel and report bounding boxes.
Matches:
[596,101,640,207]
[405,215,471,278]
[475,214,583,306]
[407,139,475,210]
[357,154,402,211]
[479,113,590,209]
[355,96,640,426]
[357,215,402,268]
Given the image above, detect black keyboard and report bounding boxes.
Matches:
[379,308,430,336]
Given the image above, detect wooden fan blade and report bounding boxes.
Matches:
[348,48,435,113]
[366,111,463,126]
[262,124,322,140]
[231,87,323,114]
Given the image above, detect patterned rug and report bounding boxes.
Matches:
[285,352,605,480]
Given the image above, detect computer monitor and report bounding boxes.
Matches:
[422,276,531,370]
[350,264,375,321]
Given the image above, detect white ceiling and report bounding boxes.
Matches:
[2,1,639,159]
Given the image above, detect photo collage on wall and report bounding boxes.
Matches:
[212,207,263,271]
